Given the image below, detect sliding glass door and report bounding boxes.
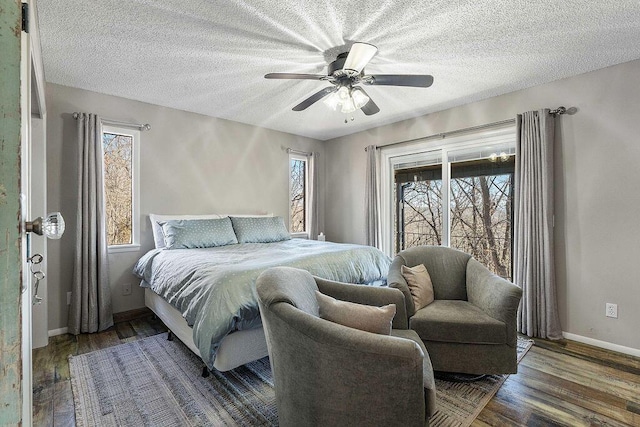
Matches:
[383,128,515,279]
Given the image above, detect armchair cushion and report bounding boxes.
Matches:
[389,246,471,317]
[410,300,507,345]
[315,277,409,330]
[316,291,395,335]
[401,264,435,310]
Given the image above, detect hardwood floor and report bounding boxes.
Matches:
[32,314,167,426]
[33,314,640,426]
[473,339,640,426]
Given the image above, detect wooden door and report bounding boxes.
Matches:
[0,0,26,424]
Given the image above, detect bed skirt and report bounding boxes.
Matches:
[144,288,269,371]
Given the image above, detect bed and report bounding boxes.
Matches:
[133,214,391,371]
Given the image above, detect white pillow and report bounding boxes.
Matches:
[148,213,274,249]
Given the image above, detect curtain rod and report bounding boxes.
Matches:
[72,112,151,131]
[365,106,568,152]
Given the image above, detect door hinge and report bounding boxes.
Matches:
[22,3,29,33]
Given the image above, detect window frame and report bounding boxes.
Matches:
[380,126,516,257]
[101,124,140,253]
[289,152,310,239]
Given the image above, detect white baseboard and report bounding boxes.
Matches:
[562,332,640,358]
[48,327,68,337]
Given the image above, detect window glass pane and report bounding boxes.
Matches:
[449,158,514,279]
[393,155,514,279]
[103,132,133,246]
[290,158,306,233]
[395,165,443,252]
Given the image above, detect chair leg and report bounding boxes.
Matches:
[167,330,173,341]
[202,366,210,378]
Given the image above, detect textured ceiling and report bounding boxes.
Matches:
[37,0,640,141]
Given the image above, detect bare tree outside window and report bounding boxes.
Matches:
[290,158,306,233]
[395,158,514,279]
[103,132,133,246]
[450,173,513,279]
[397,180,443,249]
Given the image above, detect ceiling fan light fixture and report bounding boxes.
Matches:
[340,97,357,114]
[337,86,350,100]
[324,86,368,114]
[323,92,341,110]
[351,89,370,109]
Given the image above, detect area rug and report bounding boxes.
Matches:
[70,335,532,427]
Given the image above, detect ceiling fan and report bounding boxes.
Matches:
[265,42,434,116]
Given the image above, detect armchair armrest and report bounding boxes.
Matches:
[387,257,417,317]
[315,276,409,330]
[466,259,523,346]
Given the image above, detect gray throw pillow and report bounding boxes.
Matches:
[230,216,291,243]
[315,291,395,335]
[161,217,238,249]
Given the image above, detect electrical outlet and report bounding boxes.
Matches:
[605,303,618,318]
[122,283,132,296]
[67,291,72,305]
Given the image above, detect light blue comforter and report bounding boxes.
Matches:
[133,239,391,368]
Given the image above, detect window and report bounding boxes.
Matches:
[449,158,514,278]
[289,153,310,236]
[382,127,515,279]
[102,125,140,251]
[395,157,443,250]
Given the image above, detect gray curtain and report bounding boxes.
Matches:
[308,152,319,239]
[365,145,379,247]
[514,109,562,339]
[69,113,114,334]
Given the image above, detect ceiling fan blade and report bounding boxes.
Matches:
[366,74,434,87]
[292,87,337,111]
[353,87,380,116]
[342,42,378,74]
[265,73,327,80]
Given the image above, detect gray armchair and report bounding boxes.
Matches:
[388,246,523,375]
[256,266,436,427]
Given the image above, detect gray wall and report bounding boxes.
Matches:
[46,58,640,353]
[324,59,640,352]
[46,83,325,331]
